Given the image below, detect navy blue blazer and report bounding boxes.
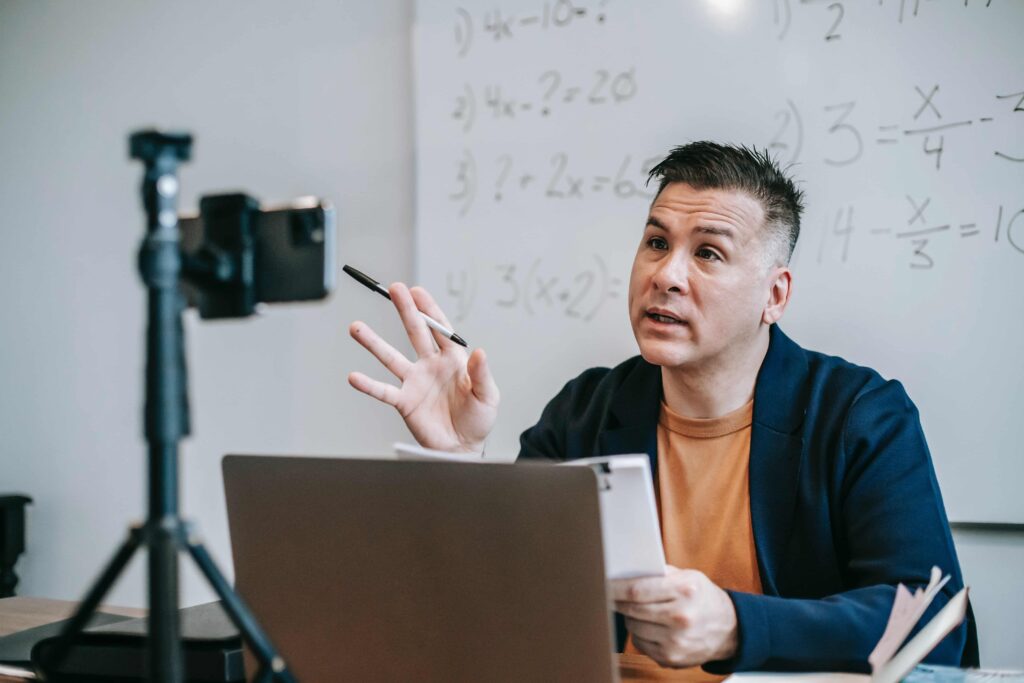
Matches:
[518,325,978,673]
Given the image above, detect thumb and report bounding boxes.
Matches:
[467,348,499,406]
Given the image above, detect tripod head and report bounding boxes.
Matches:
[129,130,192,164]
[130,131,192,240]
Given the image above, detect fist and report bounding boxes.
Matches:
[611,566,738,669]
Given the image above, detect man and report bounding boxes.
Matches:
[346,142,977,676]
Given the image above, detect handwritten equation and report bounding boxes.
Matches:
[814,200,1024,269]
[774,0,994,42]
[453,0,998,50]
[452,67,637,132]
[424,1,1022,289]
[454,1,609,57]
[443,254,622,322]
[768,85,1024,170]
[449,150,659,216]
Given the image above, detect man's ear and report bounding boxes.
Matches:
[762,267,792,325]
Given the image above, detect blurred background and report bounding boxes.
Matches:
[1,0,1020,668]
[1,0,415,615]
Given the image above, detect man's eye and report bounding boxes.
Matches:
[646,237,668,250]
[696,247,721,261]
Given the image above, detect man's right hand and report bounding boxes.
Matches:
[347,282,499,453]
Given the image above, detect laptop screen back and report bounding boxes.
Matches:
[222,455,617,683]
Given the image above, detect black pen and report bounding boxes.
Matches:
[343,264,468,347]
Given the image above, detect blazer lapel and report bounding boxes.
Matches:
[592,328,810,597]
[749,325,809,595]
[597,359,662,478]
[595,359,662,653]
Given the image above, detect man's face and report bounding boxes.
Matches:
[628,182,781,371]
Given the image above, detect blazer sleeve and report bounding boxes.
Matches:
[705,380,969,674]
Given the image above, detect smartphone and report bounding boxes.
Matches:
[178,194,336,318]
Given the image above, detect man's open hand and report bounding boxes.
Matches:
[348,283,499,453]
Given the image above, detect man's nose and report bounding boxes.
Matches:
[652,253,689,294]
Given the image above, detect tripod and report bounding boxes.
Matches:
[36,131,298,683]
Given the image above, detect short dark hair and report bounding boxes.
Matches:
[647,142,805,265]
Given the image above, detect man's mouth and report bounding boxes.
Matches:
[645,310,686,325]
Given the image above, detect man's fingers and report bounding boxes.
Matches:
[611,575,678,603]
[390,282,436,358]
[349,321,412,380]
[467,348,499,405]
[624,617,670,647]
[348,371,401,407]
[409,289,456,349]
[409,286,456,333]
[628,632,665,661]
[628,623,694,669]
[615,600,681,627]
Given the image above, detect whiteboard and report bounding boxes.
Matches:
[413,0,1024,523]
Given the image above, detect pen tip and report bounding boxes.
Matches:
[451,333,468,347]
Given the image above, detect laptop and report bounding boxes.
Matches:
[222,455,619,682]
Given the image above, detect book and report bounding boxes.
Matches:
[725,570,970,683]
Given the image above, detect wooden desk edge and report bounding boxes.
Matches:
[0,597,146,638]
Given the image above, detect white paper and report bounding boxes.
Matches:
[726,675,868,682]
[0,663,37,679]
[393,441,488,463]
[559,454,666,580]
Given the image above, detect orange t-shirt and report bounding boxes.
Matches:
[623,399,763,682]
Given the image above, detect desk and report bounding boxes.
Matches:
[0,597,714,682]
[0,597,145,682]
[619,653,727,682]
[0,597,145,638]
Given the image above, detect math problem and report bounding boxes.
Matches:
[443,254,622,322]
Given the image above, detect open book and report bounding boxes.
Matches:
[726,567,969,683]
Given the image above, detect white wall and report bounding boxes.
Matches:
[953,527,1024,668]
[0,0,417,608]
[1,0,1020,670]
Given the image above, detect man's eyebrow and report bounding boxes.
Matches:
[645,216,669,231]
[646,217,736,241]
[696,225,735,241]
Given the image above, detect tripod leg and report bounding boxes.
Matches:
[149,517,183,683]
[36,526,142,673]
[185,534,298,683]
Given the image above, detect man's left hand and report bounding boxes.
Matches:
[612,566,739,669]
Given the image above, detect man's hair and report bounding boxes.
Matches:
[647,142,805,266]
